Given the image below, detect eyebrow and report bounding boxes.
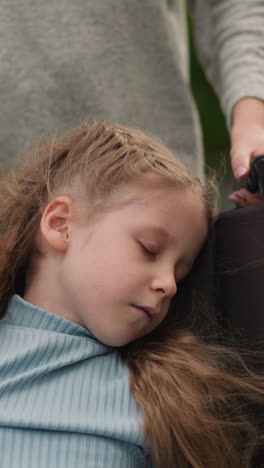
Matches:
[141,226,169,238]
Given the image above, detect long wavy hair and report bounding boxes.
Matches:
[0,122,263,467]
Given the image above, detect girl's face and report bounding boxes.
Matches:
[36,181,208,346]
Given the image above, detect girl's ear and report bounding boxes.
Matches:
[40,196,74,252]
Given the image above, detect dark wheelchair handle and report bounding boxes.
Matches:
[246,155,264,198]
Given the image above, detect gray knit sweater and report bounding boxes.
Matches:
[1,0,264,174]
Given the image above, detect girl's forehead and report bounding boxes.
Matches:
[106,181,206,227]
[108,178,202,206]
[75,178,206,232]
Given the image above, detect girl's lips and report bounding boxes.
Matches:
[132,304,158,319]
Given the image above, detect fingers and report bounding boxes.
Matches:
[229,188,263,207]
[230,150,250,181]
[230,98,264,182]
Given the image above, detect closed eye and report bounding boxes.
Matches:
[139,242,157,257]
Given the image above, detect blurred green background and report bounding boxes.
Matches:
[188,16,233,210]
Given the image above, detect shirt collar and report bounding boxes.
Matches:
[4,295,104,342]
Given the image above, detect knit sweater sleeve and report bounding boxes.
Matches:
[189,0,264,128]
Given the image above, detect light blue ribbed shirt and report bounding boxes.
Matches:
[0,295,148,467]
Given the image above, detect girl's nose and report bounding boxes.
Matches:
[151,271,177,298]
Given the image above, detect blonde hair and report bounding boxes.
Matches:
[0,122,262,467]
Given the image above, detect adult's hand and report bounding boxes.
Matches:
[229,98,264,206]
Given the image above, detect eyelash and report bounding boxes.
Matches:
[139,243,157,257]
[139,242,191,282]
